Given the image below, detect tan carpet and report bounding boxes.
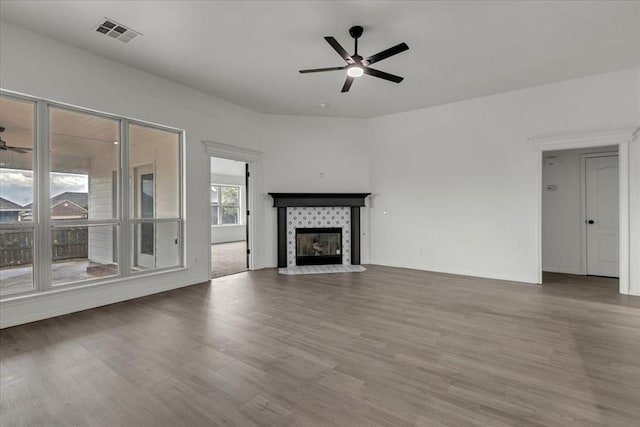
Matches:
[211,241,247,278]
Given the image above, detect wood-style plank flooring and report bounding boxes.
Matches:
[1,266,639,426]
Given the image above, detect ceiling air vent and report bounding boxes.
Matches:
[94,18,141,43]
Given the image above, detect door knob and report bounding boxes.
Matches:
[587,220,595,224]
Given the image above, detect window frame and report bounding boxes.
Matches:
[210,184,242,226]
[0,93,39,296]
[0,89,185,298]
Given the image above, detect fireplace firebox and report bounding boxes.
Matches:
[296,228,342,266]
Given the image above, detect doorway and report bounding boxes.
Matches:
[210,156,249,278]
[541,146,619,283]
[531,125,636,295]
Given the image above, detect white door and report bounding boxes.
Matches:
[133,164,155,269]
[585,155,618,277]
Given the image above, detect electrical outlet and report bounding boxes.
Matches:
[194,257,199,265]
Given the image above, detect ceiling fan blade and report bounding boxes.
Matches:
[363,42,409,66]
[9,147,29,154]
[363,67,404,83]
[299,66,346,74]
[341,76,354,93]
[324,37,355,64]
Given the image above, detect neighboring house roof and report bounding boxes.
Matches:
[51,192,88,209]
[23,192,88,209]
[0,197,24,210]
[19,198,88,221]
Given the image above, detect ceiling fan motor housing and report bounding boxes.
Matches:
[349,26,364,39]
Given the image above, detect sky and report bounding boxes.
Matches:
[0,168,88,206]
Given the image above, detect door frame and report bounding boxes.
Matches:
[580,152,619,276]
[530,125,638,295]
[202,141,262,275]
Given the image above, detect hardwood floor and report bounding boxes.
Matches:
[1,266,639,426]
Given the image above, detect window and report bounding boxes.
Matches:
[210,185,241,225]
[0,95,35,295]
[49,106,119,286]
[0,90,183,297]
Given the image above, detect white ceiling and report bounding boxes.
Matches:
[1,1,638,118]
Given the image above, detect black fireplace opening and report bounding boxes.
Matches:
[296,228,342,266]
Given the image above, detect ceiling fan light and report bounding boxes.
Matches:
[347,66,364,78]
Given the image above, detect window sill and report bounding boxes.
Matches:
[211,224,244,227]
[0,266,189,304]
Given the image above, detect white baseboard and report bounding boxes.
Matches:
[0,268,208,329]
[368,262,539,285]
[542,267,584,275]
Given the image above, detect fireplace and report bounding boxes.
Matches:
[269,193,371,268]
[296,228,342,266]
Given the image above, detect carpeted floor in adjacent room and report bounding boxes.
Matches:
[211,240,247,278]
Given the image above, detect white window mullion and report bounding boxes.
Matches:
[120,119,131,277]
[179,131,185,268]
[36,101,51,292]
[217,185,221,225]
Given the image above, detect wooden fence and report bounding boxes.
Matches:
[0,228,88,268]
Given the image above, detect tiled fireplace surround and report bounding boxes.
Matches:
[286,207,351,266]
[269,193,371,268]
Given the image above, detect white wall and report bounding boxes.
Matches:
[541,146,618,274]
[211,157,246,176]
[87,175,114,264]
[367,67,640,290]
[211,225,245,244]
[87,148,116,265]
[211,173,244,186]
[256,114,371,268]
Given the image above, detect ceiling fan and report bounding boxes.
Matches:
[0,126,32,154]
[299,25,409,93]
